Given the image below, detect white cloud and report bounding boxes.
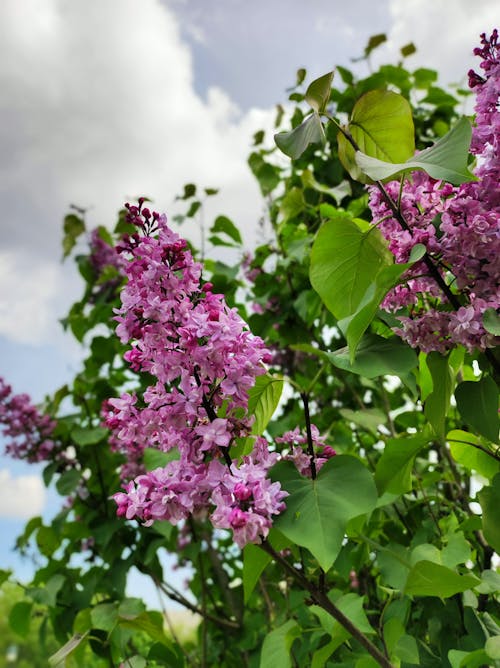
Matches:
[0,0,275,346]
[385,0,499,85]
[0,469,46,518]
[0,251,65,344]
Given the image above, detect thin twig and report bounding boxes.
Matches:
[300,392,317,479]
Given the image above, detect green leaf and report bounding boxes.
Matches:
[243,543,271,603]
[305,71,334,112]
[310,214,392,321]
[364,33,387,57]
[279,187,305,225]
[339,407,385,434]
[45,574,66,607]
[483,308,500,335]
[71,426,108,446]
[477,473,500,553]
[62,213,85,258]
[275,112,325,159]
[119,611,173,647]
[153,521,173,539]
[0,569,11,586]
[424,352,453,440]
[248,153,281,195]
[413,68,438,89]
[375,433,429,495]
[91,602,118,631]
[178,183,196,199]
[448,648,491,668]
[355,117,476,185]
[48,632,89,667]
[260,619,300,668]
[337,263,408,359]
[296,68,306,86]
[248,374,284,436]
[118,598,146,620]
[383,617,419,663]
[311,638,338,668]
[210,215,242,244]
[394,634,419,663]
[9,600,33,637]
[441,532,472,569]
[455,377,499,443]
[186,200,201,217]
[474,569,500,594]
[338,89,414,182]
[326,334,417,378]
[36,525,60,557]
[486,636,500,660]
[56,468,81,495]
[143,447,179,471]
[311,593,375,664]
[271,456,377,571]
[313,592,374,638]
[301,170,352,204]
[400,42,417,58]
[123,657,147,668]
[405,560,480,597]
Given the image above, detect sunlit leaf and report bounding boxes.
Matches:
[355,117,476,185]
[405,560,479,597]
[310,213,392,320]
[260,619,301,668]
[248,374,284,436]
[305,71,334,112]
[338,89,414,181]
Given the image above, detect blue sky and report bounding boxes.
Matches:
[0,0,498,607]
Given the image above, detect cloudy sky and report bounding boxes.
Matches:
[0,0,497,597]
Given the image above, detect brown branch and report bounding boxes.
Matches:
[259,541,395,668]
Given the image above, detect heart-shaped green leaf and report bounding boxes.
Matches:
[338,89,415,182]
[355,117,476,185]
[270,456,377,571]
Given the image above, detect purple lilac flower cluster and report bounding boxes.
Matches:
[368,30,500,353]
[0,377,57,462]
[105,202,288,547]
[89,227,127,277]
[276,426,336,477]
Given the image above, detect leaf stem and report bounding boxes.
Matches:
[300,392,317,479]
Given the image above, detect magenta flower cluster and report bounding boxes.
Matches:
[89,228,127,277]
[368,30,500,353]
[105,203,288,547]
[0,377,57,462]
[276,426,336,477]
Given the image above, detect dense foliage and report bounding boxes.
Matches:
[1,30,499,668]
